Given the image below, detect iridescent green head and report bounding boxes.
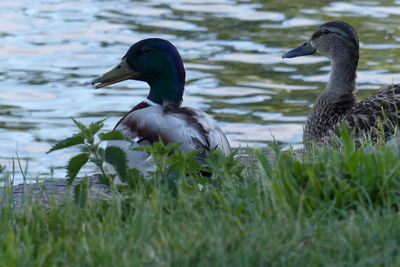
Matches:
[92,38,186,105]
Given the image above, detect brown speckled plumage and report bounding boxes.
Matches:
[284,21,400,145]
[304,92,356,142]
[307,84,400,144]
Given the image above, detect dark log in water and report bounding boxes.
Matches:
[0,175,111,209]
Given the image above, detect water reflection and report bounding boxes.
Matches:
[1,0,400,181]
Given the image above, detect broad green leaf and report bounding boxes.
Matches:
[66,153,89,185]
[71,118,88,132]
[89,119,106,135]
[135,140,180,155]
[105,146,128,182]
[98,173,114,186]
[73,178,89,207]
[186,149,200,159]
[99,130,130,141]
[46,133,84,153]
[71,118,96,143]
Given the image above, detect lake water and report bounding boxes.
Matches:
[1,0,400,181]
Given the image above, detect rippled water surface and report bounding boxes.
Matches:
[2,0,400,180]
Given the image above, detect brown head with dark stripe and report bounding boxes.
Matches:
[283,21,359,63]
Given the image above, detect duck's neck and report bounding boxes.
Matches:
[147,76,184,106]
[323,49,358,99]
[305,48,358,141]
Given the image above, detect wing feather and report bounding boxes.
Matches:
[108,103,231,179]
[315,85,400,144]
[344,84,400,135]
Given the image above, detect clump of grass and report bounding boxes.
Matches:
[257,126,400,215]
[45,118,400,215]
[2,119,400,265]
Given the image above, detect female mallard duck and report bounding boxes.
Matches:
[92,38,231,179]
[282,21,400,145]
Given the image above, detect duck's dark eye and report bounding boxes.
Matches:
[321,29,331,35]
[141,45,153,54]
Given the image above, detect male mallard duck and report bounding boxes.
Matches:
[92,38,231,179]
[282,21,400,145]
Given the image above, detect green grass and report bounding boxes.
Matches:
[2,121,400,266]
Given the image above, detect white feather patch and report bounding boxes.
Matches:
[107,103,231,182]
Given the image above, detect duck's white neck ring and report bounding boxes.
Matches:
[144,98,160,106]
